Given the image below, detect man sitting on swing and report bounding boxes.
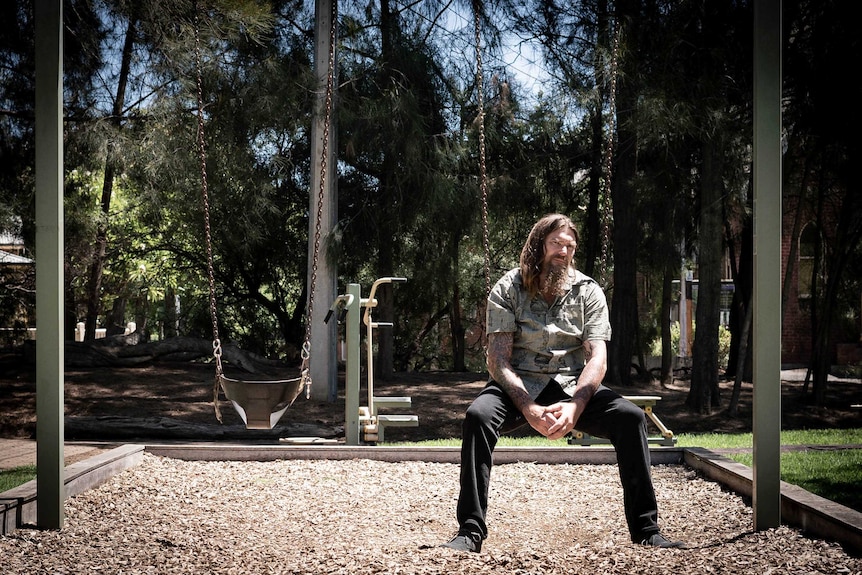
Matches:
[442,213,684,553]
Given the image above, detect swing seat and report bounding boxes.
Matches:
[219,375,303,430]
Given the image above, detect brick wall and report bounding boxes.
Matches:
[781,195,810,364]
[778,193,858,365]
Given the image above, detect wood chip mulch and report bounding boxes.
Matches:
[1,454,860,574]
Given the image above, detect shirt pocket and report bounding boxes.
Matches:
[554,297,585,340]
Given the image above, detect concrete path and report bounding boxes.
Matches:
[0,439,117,471]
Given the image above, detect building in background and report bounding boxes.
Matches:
[0,227,36,345]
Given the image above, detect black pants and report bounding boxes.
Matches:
[455,380,661,543]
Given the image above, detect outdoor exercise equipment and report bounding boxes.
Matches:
[193,3,336,429]
[568,395,676,446]
[326,277,417,445]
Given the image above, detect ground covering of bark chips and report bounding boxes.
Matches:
[1,454,860,574]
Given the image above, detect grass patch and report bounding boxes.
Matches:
[0,465,36,492]
[780,450,862,512]
[725,449,862,513]
[674,428,862,450]
[393,428,862,450]
[676,428,862,510]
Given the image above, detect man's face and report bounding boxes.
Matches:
[542,227,577,273]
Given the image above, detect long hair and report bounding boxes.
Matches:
[519,213,579,296]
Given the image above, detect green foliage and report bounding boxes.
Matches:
[717,325,732,371]
[114,0,315,348]
[647,322,731,370]
[63,169,182,335]
[648,321,681,357]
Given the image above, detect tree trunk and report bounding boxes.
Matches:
[584,0,611,279]
[83,14,137,340]
[607,79,639,387]
[659,262,674,386]
[373,0,398,380]
[163,287,178,339]
[803,193,824,395]
[449,231,466,371]
[726,217,753,381]
[686,137,724,413]
[810,183,862,404]
[605,0,646,387]
[105,296,127,336]
[451,281,466,372]
[728,293,753,416]
[584,103,604,280]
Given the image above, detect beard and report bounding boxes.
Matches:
[542,261,569,296]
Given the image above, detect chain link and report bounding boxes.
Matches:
[193,4,227,422]
[302,0,338,399]
[473,1,491,300]
[599,19,621,286]
[194,2,334,414]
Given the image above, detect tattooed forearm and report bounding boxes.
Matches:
[572,339,607,407]
[486,332,512,380]
[487,332,533,411]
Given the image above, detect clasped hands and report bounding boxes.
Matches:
[523,401,579,441]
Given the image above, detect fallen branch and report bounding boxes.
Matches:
[26,335,286,374]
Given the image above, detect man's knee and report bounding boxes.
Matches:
[614,399,648,430]
[464,389,513,435]
[464,402,485,424]
[465,398,497,427]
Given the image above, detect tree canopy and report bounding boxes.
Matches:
[1,0,859,412]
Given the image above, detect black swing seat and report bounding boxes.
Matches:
[219,375,304,429]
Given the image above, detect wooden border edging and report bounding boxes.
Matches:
[684,447,862,555]
[0,444,144,535]
[144,443,685,466]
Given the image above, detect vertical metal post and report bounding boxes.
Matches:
[678,267,688,359]
[752,0,782,530]
[35,0,65,529]
[308,0,338,402]
[344,284,361,445]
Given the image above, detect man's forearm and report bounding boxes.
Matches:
[492,363,534,411]
[487,332,534,412]
[570,365,600,409]
[571,340,607,410]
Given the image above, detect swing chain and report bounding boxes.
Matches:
[473,0,491,300]
[299,340,311,398]
[302,0,338,399]
[193,3,227,422]
[599,18,621,286]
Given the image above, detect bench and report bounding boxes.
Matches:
[568,395,676,447]
[359,396,419,443]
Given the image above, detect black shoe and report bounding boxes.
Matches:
[639,533,685,548]
[441,531,482,553]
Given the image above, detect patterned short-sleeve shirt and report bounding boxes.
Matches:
[486,267,612,399]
